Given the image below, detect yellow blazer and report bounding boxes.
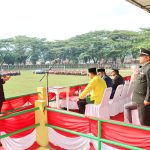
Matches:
[79,75,107,105]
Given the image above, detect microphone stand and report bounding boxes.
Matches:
[39,62,56,106]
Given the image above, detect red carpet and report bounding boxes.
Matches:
[110,113,124,122]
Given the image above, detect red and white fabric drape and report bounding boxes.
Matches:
[1,106,150,150]
[0,106,39,150]
[2,94,38,112]
[47,111,150,150]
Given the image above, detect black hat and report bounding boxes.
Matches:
[97,68,105,72]
[88,68,97,74]
[139,48,150,56]
[112,68,119,74]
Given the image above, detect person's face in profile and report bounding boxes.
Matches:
[88,72,93,79]
[98,72,103,78]
[111,71,116,76]
[88,73,92,79]
[139,55,150,64]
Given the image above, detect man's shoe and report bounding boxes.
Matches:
[62,107,67,110]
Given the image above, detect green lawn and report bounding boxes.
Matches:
[3,70,89,98]
[3,69,132,99]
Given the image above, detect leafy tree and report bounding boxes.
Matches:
[79,52,90,63]
[13,36,31,64]
[3,52,15,65]
[1,28,150,66]
[0,39,14,70]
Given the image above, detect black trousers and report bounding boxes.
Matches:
[77,98,94,114]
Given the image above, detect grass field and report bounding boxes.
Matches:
[3,71,89,98]
[3,70,132,99]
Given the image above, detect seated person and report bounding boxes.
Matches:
[110,69,124,99]
[97,68,113,88]
[77,68,107,114]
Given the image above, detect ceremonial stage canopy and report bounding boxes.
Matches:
[127,0,150,13]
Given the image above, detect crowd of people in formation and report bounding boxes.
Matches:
[77,48,150,127]
[33,69,87,76]
[48,70,87,76]
[0,71,21,76]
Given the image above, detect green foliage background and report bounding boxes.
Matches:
[1,28,150,65]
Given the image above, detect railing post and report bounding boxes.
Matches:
[98,120,102,150]
[35,100,48,147]
[37,87,46,101]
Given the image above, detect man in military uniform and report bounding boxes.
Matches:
[0,75,10,116]
[124,48,150,126]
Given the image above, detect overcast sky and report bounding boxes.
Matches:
[0,0,150,41]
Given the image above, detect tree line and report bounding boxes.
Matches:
[0,28,150,66]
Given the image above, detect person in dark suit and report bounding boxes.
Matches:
[97,68,113,88]
[0,75,10,116]
[124,48,150,126]
[111,69,124,99]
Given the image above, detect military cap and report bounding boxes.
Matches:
[139,48,150,56]
[97,68,105,72]
[88,68,97,74]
